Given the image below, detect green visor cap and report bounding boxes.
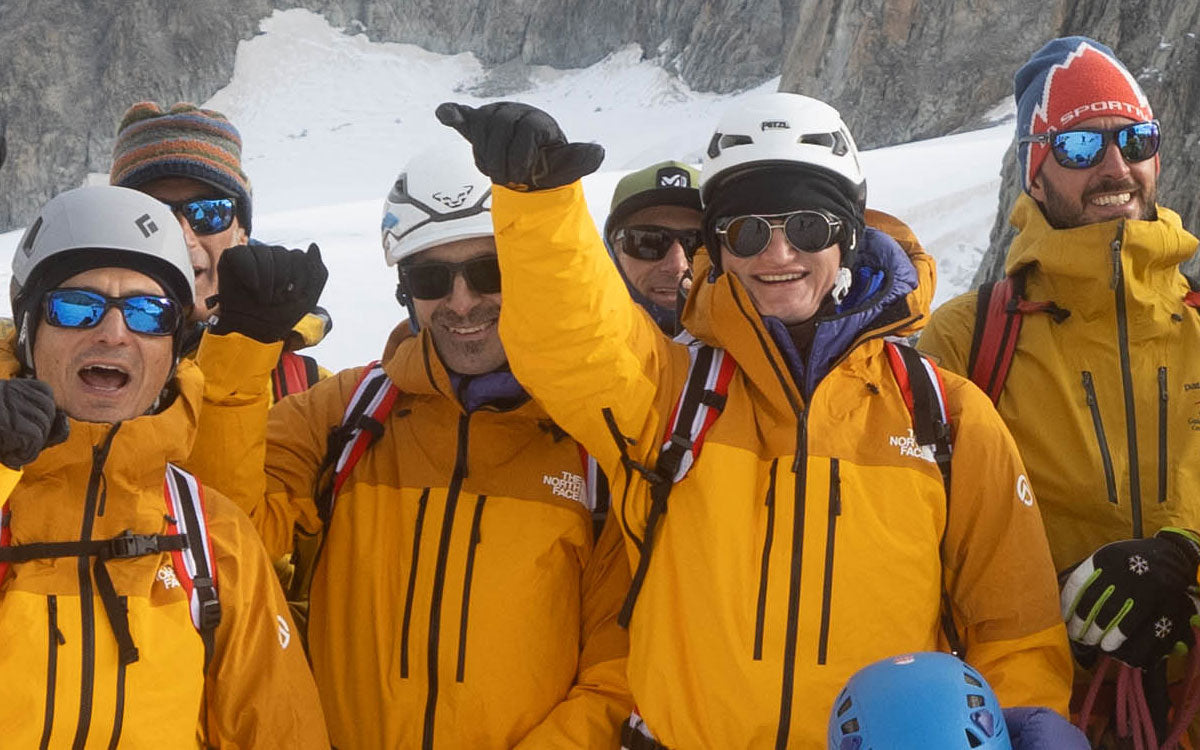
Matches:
[604,160,702,241]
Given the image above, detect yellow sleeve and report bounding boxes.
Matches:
[491,183,688,474]
[184,331,282,509]
[916,291,979,377]
[940,374,1072,715]
[0,466,20,505]
[202,492,329,748]
[513,513,633,748]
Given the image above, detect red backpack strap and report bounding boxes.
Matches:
[966,271,1069,405]
[314,362,401,525]
[884,341,964,656]
[271,351,321,401]
[164,464,221,668]
[617,344,737,628]
[578,448,611,541]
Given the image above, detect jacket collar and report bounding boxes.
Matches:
[1006,192,1199,320]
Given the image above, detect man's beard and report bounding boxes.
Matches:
[1040,175,1158,229]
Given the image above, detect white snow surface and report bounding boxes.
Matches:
[0,9,1011,372]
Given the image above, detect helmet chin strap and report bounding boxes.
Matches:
[395,280,420,333]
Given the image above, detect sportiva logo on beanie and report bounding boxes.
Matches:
[110,102,254,231]
[1014,36,1153,189]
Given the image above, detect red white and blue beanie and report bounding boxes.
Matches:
[110,102,253,231]
[1014,36,1153,190]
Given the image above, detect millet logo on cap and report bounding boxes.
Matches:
[656,166,692,188]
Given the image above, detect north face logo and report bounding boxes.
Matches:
[432,185,474,209]
[543,471,584,504]
[889,429,936,463]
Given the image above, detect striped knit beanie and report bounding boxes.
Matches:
[110,102,253,231]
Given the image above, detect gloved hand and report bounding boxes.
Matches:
[1060,529,1200,668]
[0,379,69,469]
[435,101,604,190]
[1003,707,1090,750]
[209,243,329,344]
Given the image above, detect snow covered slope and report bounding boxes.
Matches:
[0,9,1010,372]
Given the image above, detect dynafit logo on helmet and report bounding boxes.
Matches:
[1026,41,1153,186]
[433,184,475,209]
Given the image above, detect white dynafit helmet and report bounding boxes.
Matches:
[700,92,866,206]
[381,144,493,266]
[10,185,193,368]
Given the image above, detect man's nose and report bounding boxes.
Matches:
[442,272,482,316]
[659,241,690,275]
[1095,139,1134,181]
[93,306,133,343]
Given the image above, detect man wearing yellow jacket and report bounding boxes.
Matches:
[920,36,1200,739]
[214,143,632,748]
[438,95,1072,747]
[0,185,327,747]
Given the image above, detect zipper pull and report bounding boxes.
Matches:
[1110,221,1125,290]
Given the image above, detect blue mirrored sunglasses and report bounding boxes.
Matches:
[163,197,236,235]
[44,288,180,336]
[1021,120,1160,170]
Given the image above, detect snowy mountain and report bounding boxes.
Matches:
[0,9,1011,373]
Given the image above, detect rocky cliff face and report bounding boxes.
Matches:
[777,0,1200,284]
[0,0,787,230]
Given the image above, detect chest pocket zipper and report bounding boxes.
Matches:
[456,496,486,682]
[40,595,65,750]
[753,459,779,661]
[1082,371,1119,505]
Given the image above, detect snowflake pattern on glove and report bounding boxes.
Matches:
[1155,617,1173,639]
[1129,554,1150,575]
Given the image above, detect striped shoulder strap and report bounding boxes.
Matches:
[164,464,221,668]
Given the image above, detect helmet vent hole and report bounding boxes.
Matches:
[798,132,835,149]
[839,718,860,735]
[966,693,985,708]
[836,696,853,717]
[19,217,42,257]
[963,671,983,687]
[965,729,984,748]
[832,130,851,156]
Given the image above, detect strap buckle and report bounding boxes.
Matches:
[106,532,163,559]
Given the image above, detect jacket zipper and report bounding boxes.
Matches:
[456,495,487,682]
[421,413,470,750]
[400,488,431,679]
[817,459,841,665]
[1111,226,1144,537]
[775,412,809,750]
[107,609,128,750]
[72,424,120,750]
[41,595,64,750]
[753,459,780,660]
[1082,371,1119,506]
[1158,366,1168,504]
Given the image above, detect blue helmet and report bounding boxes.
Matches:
[828,652,1012,750]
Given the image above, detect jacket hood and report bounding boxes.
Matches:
[682,209,934,402]
[1006,192,1199,319]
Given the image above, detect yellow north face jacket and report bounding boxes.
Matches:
[490,182,1072,748]
[919,193,1200,572]
[0,337,327,748]
[222,325,632,748]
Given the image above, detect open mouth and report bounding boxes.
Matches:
[754,271,810,284]
[446,320,495,337]
[1090,192,1133,207]
[78,364,130,392]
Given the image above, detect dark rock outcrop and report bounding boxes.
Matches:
[0,0,788,231]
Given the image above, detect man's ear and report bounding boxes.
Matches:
[1028,171,1047,204]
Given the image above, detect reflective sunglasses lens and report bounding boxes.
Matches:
[1051,130,1107,168]
[405,264,454,300]
[1117,122,1160,162]
[620,229,672,261]
[46,290,106,328]
[122,296,178,335]
[784,212,837,252]
[463,256,502,295]
[677,230,703,259]
[182,198,235,235]
[725,216,773,257]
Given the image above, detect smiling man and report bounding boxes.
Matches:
[0,185,326,746]
[210,143,632,748]
[918,37,1200,740]
[603,161,703,335]
[438,94,1071,748]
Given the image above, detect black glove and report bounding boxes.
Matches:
[1060,528,1200,668]
[0,379,69,469]
[209,243,329,344]
[435,101,604,190]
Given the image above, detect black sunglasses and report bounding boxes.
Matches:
[162,197,237,235]
[716,210,845,258]
[401,255,502,300]
[1020,120,1160,170]
[612,225,703,262]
